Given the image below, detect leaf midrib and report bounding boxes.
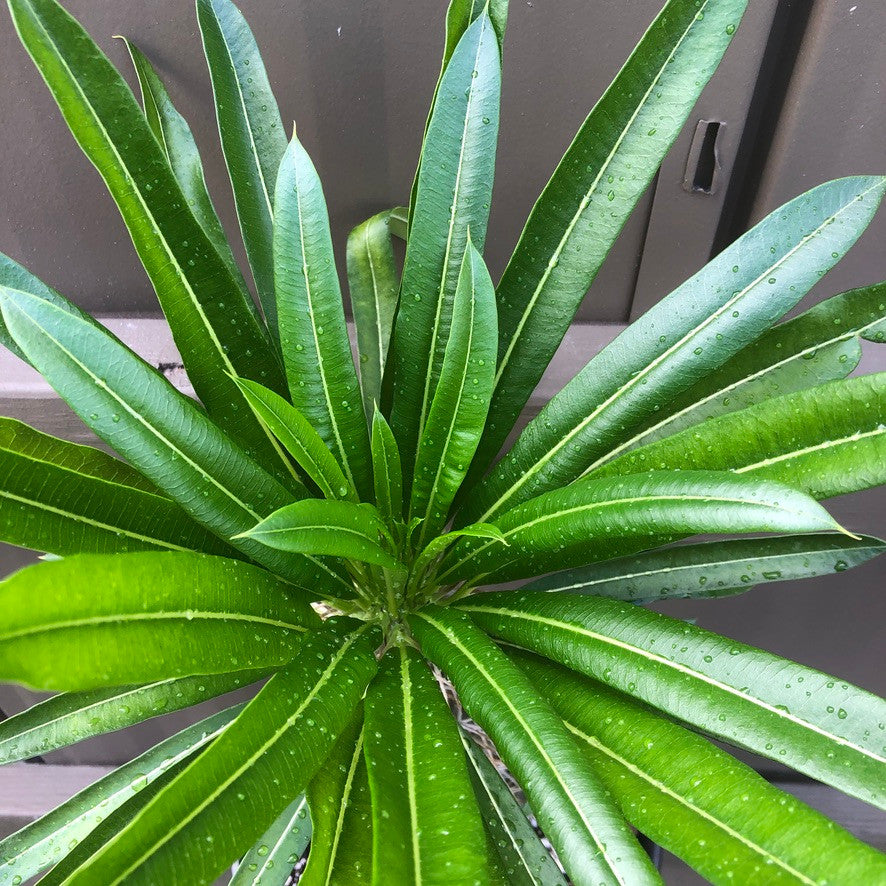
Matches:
[734,426,886,473]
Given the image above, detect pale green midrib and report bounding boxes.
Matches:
[252,797,308,885]
[479,178,885,524]
[239,394,312,492]
[401,649,422,885]
[0,487,197,553]
[415,612,628,884]
[324,731,364,886]
[462,605,886,767]
[365,221,385,387]
[491,0,712,396]
[414,16,490,453]
[584,325,864,474]
[415,270,478,547]
[108,630,366,885]
[2,610,307,644]
[562,721,817,885]
[441,490,829,579]
[293,170,360,492]
[734,426,886,473]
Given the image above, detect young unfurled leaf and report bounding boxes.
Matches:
[371,408,404,526]
[274,135,373,499]
[460,592,886,810]
[526,533,886,601]
[411,523,507,593]
[410,241,497,547]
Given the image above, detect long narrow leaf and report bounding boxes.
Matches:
[364,646,491,885]
[275,135,372,499]
[348,210,402,417]
[471,0,750,479]
[62,621,379,886]
[460,592,886,810]
[8,0,289,466]
[410,607,660,886]
[389,12,501,475]
[371,408,403,526]
[410,241,497,548]
[526,533,886,601]
[440,471,842,584]
[196,0,287,334]
[0,552,318,690]
[516,651,886,886]
[463,176,886,524]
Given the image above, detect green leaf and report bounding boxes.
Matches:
[196,0,287,335]
[0,706,240,885]
[234,377,357,502]
[440,471,842,584]
[364,645,491,885]
[411,524,507,594]
[463,176,886,524]
[0,670,268,765]
[119,37,249,297]
[460,592,886,810]
[388,12,501,476]
[0,416,234,558]
[7,0,289,465]
[274,135,372,499]
[597,373,886,500]
[240,499,404,572]
[0,287,328,583]
[301,708,371,886]
[526,533,886,601]
[459,730,570,886]
[371,408,404,526]
[600,282,886,460]
[516,652,886,886]
[0,551,318,690]
[347,210,402,417]
[410,241,497,548]
[409,607,660,886]
[62,621,378,886]
[230,795,311,886]
[472,0,750,479]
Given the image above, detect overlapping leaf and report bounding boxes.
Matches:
[371,408,404,526]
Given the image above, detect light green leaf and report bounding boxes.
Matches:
[196,0,287,334]
[371,408,403,526]
[347,210,402,417]
[230,795,311,886]
[301,708,371,886]
[440,471,842,584]
[235,377,357,502]
[0,670,268,765]
[526,533,886,601]
[600,282,886,459]
[410,241,497,548]
[388,12,501,476]
[275,135,372,500]
[62,621,378,886]
[463,176,886,524]
[460,592,886,810]
[0,551,318,690]
[0,416,234,558]
[0,287,330,584]
[241,499,404,572]
[119,37,249,296]
[8,0,289,465]
[596,373,886,500]
[516,651,886,886]
[471,0,750,480]
[364,645,491,886]
[0,706,240,886]
[411,523,507,593]
[459,730,569,886]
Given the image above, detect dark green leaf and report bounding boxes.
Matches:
[460,592,886,810]
[62,621,379,886]
[526,533,886,601]
[410,607,660,886]
[0,552,318,690]
[196,0,287,334]
[364,645,491,885]
[371,408,404,526]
